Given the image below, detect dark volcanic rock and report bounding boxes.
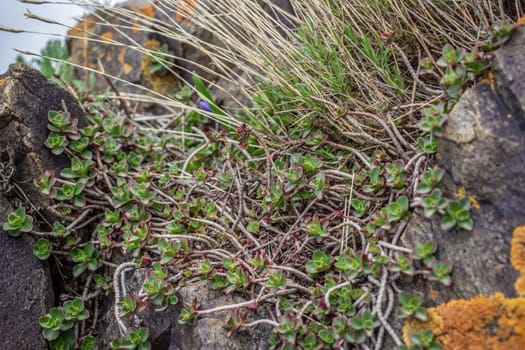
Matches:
[402,26,525,303]
[0,194,54,350]
[0,63,86,349]
[0,63,86,218]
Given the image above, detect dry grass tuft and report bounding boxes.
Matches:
[52,0,522,143]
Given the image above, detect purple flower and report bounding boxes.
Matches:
[199,101,212,112]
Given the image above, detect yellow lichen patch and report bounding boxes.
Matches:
[130,4,155,19]
[176,0,199,22]
[141,39,178,95]
[468,195,480,210]
[404,294,525,349]
[123,64,133,75]
[511,226,525,295]
[455,187,479,209]
[456,186,466,199]
[118,48,127,64]
[101,31,113,44]
[481,71,496,91]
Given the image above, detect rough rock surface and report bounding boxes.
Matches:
[0,194,54,350]
[96,268,176,348]
[0,64,86,350]
[402,26,525,303]
[0,63,86,217]
[97,270,270,349]
[172,281,271,350]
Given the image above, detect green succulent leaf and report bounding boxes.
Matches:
[442,198,473,231]
[3,208,33,237]
[267,272,287,289]
[33,239,52,260]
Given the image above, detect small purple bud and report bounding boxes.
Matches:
[199,101,212,112]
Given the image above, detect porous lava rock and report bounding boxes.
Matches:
[0,63,86,217]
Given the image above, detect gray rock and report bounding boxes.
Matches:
[401,26,525,304]
[0,194,54,350]
[97,270,270,349]
[493,25,525,127]
[96,268,176,348]
[172,281,271,350]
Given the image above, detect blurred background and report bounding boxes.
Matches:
[0,0,121,73]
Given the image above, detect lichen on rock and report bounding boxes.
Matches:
[141,39,179,96]
[404,225,525,349]
[511,226,525,296]
[404,293,525,349]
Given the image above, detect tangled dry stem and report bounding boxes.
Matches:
[2,0,523,348]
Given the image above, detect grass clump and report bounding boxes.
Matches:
[1,0,523,349]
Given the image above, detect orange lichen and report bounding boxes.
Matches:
[517,16,525,27]
[67,17,96,39]
[456,186,466,199]
[405,226,525,348]
[176,0,199,22]
[67,17,97,70]
[141,39,178,94]
[0,78,5,86]
[101,31,113,44]
[404,294,525,349]
[130,4,156,19]
[404,309,444,345]
[481,71,496,91]
[123,64,133,75]
[511,226,525,295]
[132,19,141,35]
[468,195,481,210]
[118,48,127,64]
[515,277,525,296]
[511,227,525,271]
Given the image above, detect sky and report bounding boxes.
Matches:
[0,0,122,74]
